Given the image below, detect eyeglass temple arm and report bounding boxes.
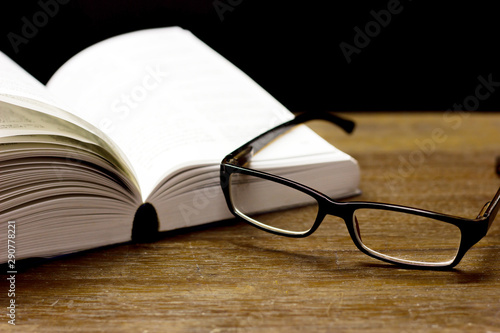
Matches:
[222,112,356,166]
[476,158,500,230]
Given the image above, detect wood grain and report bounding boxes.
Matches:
[2,112,500,332]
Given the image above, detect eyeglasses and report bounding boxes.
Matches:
[220,112,498,269]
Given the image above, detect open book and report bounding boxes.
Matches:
[0,27,360,263]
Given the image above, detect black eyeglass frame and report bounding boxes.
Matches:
[220,112,498,268]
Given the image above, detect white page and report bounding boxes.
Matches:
[0,52,104,136]
[47,27,301,199]
[0,52,137,186]
[0,52,61,107]
[47,28,356,200]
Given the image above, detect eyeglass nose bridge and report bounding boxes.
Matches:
[314,200,365,245]
[320,199,355,219]
[315,199,357,229]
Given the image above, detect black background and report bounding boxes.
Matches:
[0,0,499,112]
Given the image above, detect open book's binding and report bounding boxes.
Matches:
[0,27,360,263]
[131,203,160,242]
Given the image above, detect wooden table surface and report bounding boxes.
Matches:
[2,112,500,332]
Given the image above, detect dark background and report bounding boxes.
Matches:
[0,0,499,112]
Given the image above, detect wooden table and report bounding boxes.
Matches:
[2,112,500,332]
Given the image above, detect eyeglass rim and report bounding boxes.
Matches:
[221,163,490,268]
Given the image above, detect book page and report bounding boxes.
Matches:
[0,51,138,189]
[0,52,103,133]
[0,52,61,107]
[47,27,352,200]
[46,28,290,198]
